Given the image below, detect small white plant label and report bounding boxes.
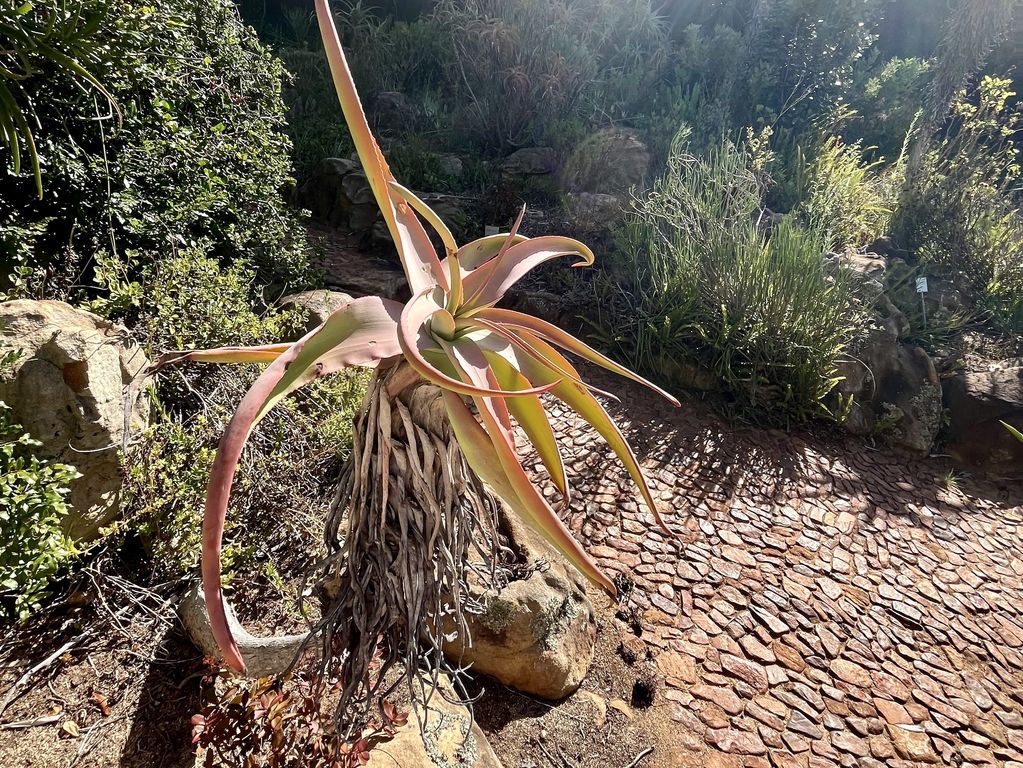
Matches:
[916,277,929,294]
[484,225,499,237]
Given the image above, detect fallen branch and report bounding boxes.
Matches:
[623,746,654,768]
[0,714,62,730]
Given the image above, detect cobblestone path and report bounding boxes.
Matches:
[542,375,1023,768]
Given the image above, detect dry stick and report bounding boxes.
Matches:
[623,746,655,768]
[0,714,62,730]
[0,634,90,717]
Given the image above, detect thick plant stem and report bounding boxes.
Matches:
[308,362,510,727]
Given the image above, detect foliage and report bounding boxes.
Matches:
[91,249,304,353]
[591,130,862,425]
[0,0,115,196]
[895,75,1023,333]
[0,347,79,621]
[191,665,407,767]
[847,57,931,160]
[730,0,884,132]
[0,0,309,299]
[431,0,671,151]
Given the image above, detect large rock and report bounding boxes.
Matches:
[443,512,597,700]
[834,331,942,456]
[942,363,1023,477]
[378,676,504,768]
[370,91,419,130]
[0,300,149,539]
[297,157,360,227]
[297,158,382,234]
[279,290,354,335]
[560,127,649,195]
[501,147,558,177]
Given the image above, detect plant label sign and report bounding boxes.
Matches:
[484,225,499,237]
[916,277,929,294]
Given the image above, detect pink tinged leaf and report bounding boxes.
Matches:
[483,349,569,497]
[473,308,681,407]
[472,321,620,402]
[313,0,446,296]
[397,290,556,399]
[388,181,458,257]
[201,296,405,672]
[446,338,616,596]
[148,344,294,370]
[461,236,596,312]
[459,206,529,308]
[510,330,675,536]
[253,297,404,425]
[442,232,530,276]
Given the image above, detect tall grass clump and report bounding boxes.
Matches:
[591,128,863,426]
[795,134,903,250]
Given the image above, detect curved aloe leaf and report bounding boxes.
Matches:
[445,232,530,274]
[201,296,405,672]
[388,180,457,257]
[482,347,569,497]
[461,236,596,312]
[446,337,616,595]
[510,330,675,536]
[314,0,447,295]
[474,307,681,407]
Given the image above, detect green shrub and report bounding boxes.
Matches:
[431,0,671,152]
[0,349,79,621]
[0,0,309,297]
[848,57,931,161]
[590,130,862,425]
[895,75,1023,333]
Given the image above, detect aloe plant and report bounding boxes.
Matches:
[147,0,677,708]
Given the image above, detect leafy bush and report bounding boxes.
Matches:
[590,130,862,425]
[0,0,114,197]
[848,57,931,161]
[0,0,309,297]
[895,75,1023,333]
[0,348,79,621]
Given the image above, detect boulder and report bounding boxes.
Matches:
[560,128,649,195]
[370,91,419,130]
[297,159,383,234]
[0,300,149,539]
[834,331,942,456]
[377,677,504,768]
[942,364,1023,477]
[563,192,623,233]
[435,153,464,179]
[279,290,354,335]
[501,147,558,177]
[443,511,597,700]
[297,157,360,227]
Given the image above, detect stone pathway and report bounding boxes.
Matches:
[540,373,1023,768]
